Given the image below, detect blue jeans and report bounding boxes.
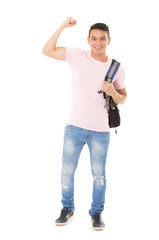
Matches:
[61,124,110,216]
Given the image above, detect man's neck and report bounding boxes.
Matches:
[91,52,108,62]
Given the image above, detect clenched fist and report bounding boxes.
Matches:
[64,17,77,28]
[102,81,116,97]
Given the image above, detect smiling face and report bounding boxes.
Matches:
[87,29,111,61]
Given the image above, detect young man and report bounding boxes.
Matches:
[43,17,127,230]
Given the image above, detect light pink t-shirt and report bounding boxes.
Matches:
[66,47,125,132]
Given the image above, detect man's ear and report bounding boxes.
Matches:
[87,36,90,45]
[107,37,111,45]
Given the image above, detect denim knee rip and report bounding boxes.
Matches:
[61,173,73,191]
[93,176,105,186]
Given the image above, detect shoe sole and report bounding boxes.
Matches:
[92,226,105,231]
[55,214,74,226]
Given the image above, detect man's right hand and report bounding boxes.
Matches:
[63,17,77,28]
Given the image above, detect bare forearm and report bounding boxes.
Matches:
[112,90,127,104]
[42,23,66,54]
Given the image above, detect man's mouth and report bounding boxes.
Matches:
[94,46,103,50]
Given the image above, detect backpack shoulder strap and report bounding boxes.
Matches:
[98,59,121,101]
[105,59,121,83]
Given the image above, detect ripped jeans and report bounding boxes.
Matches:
[61,124,110,216]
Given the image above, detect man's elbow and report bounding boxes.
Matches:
[42,48,50,56]
[42,49,55,59]
[42,48,46,55]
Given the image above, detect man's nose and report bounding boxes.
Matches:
[95,40,101,46]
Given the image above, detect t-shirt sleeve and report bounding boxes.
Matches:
[65,47,83,64]
[66,47,72,63]
[113,65,125,90]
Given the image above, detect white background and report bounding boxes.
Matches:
[0,0,159,239]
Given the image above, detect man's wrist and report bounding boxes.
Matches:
[111,90,119,104]
[112,90,118,99]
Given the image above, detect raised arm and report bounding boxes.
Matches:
[42,17,77,61]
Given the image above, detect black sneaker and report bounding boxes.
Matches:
[91,213,105,231]
[55,207,74,226]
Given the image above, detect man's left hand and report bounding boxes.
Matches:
[102,81,116,97]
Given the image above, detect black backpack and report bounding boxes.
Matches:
[98,59,121,133]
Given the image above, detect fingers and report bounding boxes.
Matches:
[103,81,109,86]
[69,18,77,26]
[66,17,77,27]
[102,82,115,96]
[102,81,110,90]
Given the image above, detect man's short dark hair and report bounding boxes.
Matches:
[89,23,110,38]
